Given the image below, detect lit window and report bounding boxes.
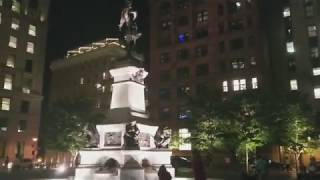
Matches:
[1,98,10,111]
[197,11,208,23]
[0,118,8,132]
[22,79,32,94]
[9,36,17,48]
[26,42,34,53]
[252,77,258,89]
[11,18,19,30]
[233,80,240,91]
[102,72,107,80]
[28,25,36,36]
[236,1,241,8]
[283,7,291,17]
[80,77,84,85]
[102,86,106,93]
[308,26,317,37]
[22,87,31,94]
[290,79,298,91]
[240,79,246,90]
[179,129,191,150]
[223,81,228,92]
[4,74,13,90]
[313,67,320,76]
[0,13,2,24]
[12,0,21,14]
[286,42,295,53]
[6,55,15,68]
[314,87,320,99]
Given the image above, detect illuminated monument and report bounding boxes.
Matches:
[74,1,174,179]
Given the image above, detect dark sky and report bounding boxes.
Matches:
[46,0,149,61]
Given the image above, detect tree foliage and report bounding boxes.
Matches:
[42,98,105,155]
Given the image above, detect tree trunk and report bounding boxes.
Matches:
[246,144,249,174]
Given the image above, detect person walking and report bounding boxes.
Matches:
[158,165,172,180]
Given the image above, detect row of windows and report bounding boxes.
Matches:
[4,55,33,72]
[0,117,27,133]
[0,0,39,14]
[8,36,35,53]
[160,0,252,17]
[2,74,33,94]
[222,77,258,92]
[289,79,320,99]
[1,98,31,113]
[0,13,37,36]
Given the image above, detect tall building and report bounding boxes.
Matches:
[50,38,127,113]
[149,0,270,130]
[0,0,50,161]
[263,0,320,114]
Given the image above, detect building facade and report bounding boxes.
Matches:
[0,0,49,161]
[50,39,127,114]
[149,0,270,131]
[263,0,320,114]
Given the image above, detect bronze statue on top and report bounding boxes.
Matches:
[119,0,142,51]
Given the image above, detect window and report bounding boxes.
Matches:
[283,7,291,17]
[314,87,320,99]
[159,107,171,120]
[305,5,314,17]
[290,79,298,90]
[1,98,10,111]
[28,25,36,36]
[6,55,15,68]
[161,20,172,31]
[232,59,245,70]
[177,16,189,26]
[252,77,258,89]
[177,32,190,43]
[228,1,242,14]
[177,0,190,9]
[223,81,228,92]
[217,4,224,16]
[177,107,191,120]
[196,11,208,24]
[160,70,171,81]
[196,64,209,76]
[9,36,17,48]
[0,118,8,132]
[195,45,208,58]
[12,0,21,14]
[219,41,225,53]
[250,57,257,66]
[240,79,246,90]
[22,79,32,94]
[311,48,319,58]
[177,85,191,97]
[229,19,245,32]
[25,60,33,73]
[308,26,317,37]
[233,80,240,91]
[80,77,84,85]
[3,74,13,90]
[11,18,19,30]
[313,67,320,76]
[177,49,189,61]
[20,101,30,113]
[26,42,34,53]
[286,42,295,53]
[230,38,244,50]
[18,120,27,133]
[160,53,170,64]
[179,129,191,150]
[0,0,2,6]
[159,88,171,99]
[177,67,190,80]
[0,13,2,24]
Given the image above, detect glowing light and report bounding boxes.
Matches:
[57,164,66,173]
[32,138,38,142]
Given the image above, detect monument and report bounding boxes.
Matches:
[74,1,174,179]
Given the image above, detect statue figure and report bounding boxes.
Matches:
[119,0,142,50]
[84,124,99,148]
[123,121,140,150]
[154,127,171,149]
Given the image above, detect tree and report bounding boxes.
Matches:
[42,98,105,160]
